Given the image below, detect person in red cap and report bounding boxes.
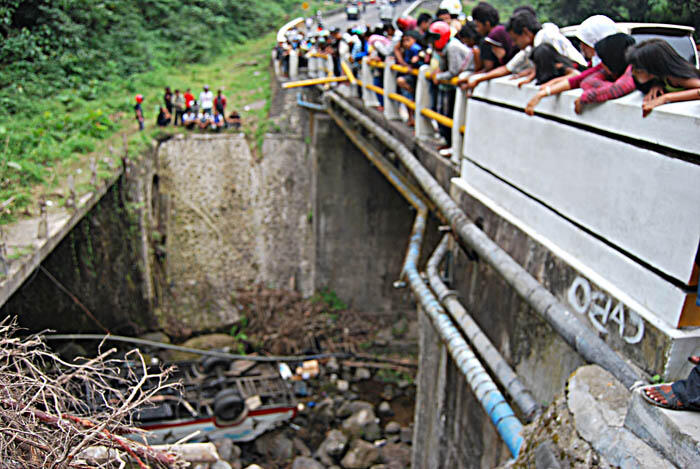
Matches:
[134,94,144,131]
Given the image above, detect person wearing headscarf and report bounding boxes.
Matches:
[525,33,636,115]
[576,15,618,65]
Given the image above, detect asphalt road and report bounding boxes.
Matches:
[320,1,418,31]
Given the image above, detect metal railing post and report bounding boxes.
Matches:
[361,58,380,107]
[383,57,401,120]
[450,71,470,164]
[290,50,299,80]
[272,51,281,77]
[326,55,335,78]
[415,65,433,140]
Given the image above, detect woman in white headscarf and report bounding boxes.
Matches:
[576,15,619,66]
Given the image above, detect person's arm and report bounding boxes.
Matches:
[435,47,468,82]
[458,64,510,89]
[525,79,573,115]
[566,63,602,89]
[394,43,407,66]
[642,78,700,117]
[516,69,536,88]
[579,67,636,105]
[471,46,482,73]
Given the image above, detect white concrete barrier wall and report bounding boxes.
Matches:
[455,77,700,328]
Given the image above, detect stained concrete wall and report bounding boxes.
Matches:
[1,172,154,334]
[153,84,420,335]
[311,113,416,312]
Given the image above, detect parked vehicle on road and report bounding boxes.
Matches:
[346,4,360,20]
[561,23,698,68]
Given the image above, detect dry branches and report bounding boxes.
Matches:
[0,317,186,468]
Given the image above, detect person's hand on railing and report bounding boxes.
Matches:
[574,97,583,115]
[516,70,536,88]
[643,85,664,104]
[525,91,545,116]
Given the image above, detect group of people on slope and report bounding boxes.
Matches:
[280,0,700,157]
[133,85,242,132]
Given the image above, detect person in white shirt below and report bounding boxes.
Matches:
[199,85,214,114]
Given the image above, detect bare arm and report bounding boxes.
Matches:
[394,43,406,66]
[458,65,510,89]
[642,84,700,117]
[525,79,573,115]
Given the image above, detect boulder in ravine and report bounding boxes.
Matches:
[316,429,348,466]
[293,436,313,457]
[340,439,380,469]
[342,408,378,439]
[254,431,294,461]
[377,401,394,418]
[384,421,401,434]
[379,442,411,468]
[292,456,326,469]
[353,367,371,382]
[337,400,373,419]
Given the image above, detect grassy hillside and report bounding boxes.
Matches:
[0,0,330,223]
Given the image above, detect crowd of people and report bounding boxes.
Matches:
[133,85,242,132]
[276,1,700,157]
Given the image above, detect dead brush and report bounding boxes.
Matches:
[0,317,185,468]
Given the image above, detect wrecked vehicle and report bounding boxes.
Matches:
[96,357,297,444]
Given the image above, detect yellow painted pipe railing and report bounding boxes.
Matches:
[281,60,464,134]
[368,61,460,86]
[283,76,348,89]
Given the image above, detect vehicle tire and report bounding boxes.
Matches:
[213,389,247,424]
[200,356,230,374]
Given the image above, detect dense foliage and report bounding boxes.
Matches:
[0,0,310,220]
[534,0,700,34]
[484,0,700,34]
[0,0,299,114]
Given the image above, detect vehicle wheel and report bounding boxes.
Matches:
[213,389,247,424]
[200,356,230,374]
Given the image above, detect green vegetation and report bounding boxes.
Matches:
[0,0,332,222]
[461,0,699,35]
[311,288,348,312]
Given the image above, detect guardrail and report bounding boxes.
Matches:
[294,51,468,163]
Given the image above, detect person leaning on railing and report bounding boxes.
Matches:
[625,38,700,117]
[425,21,473,155]
[459,11,585,91]
[525,33,637,115]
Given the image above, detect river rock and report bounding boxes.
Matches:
[314,397,336,425]
[293,436,312,457]
[327,356,340,372]
[340,439,380,469]
[379,442,411,467]
[212,461,232,469]
[380,385,394,401]
[316,429,348,466]
[169,333,240,361]
[384,421,401,434]
[212,438,238,462]
[362,421,382,442]
[338,400,373,419]
[353,368,372,382]
[292,456,325,469]
[254,431,294,461]
[342,408,378,439]
[377,401,394,418]
[244,465,264,469]
[337,379,350,392]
